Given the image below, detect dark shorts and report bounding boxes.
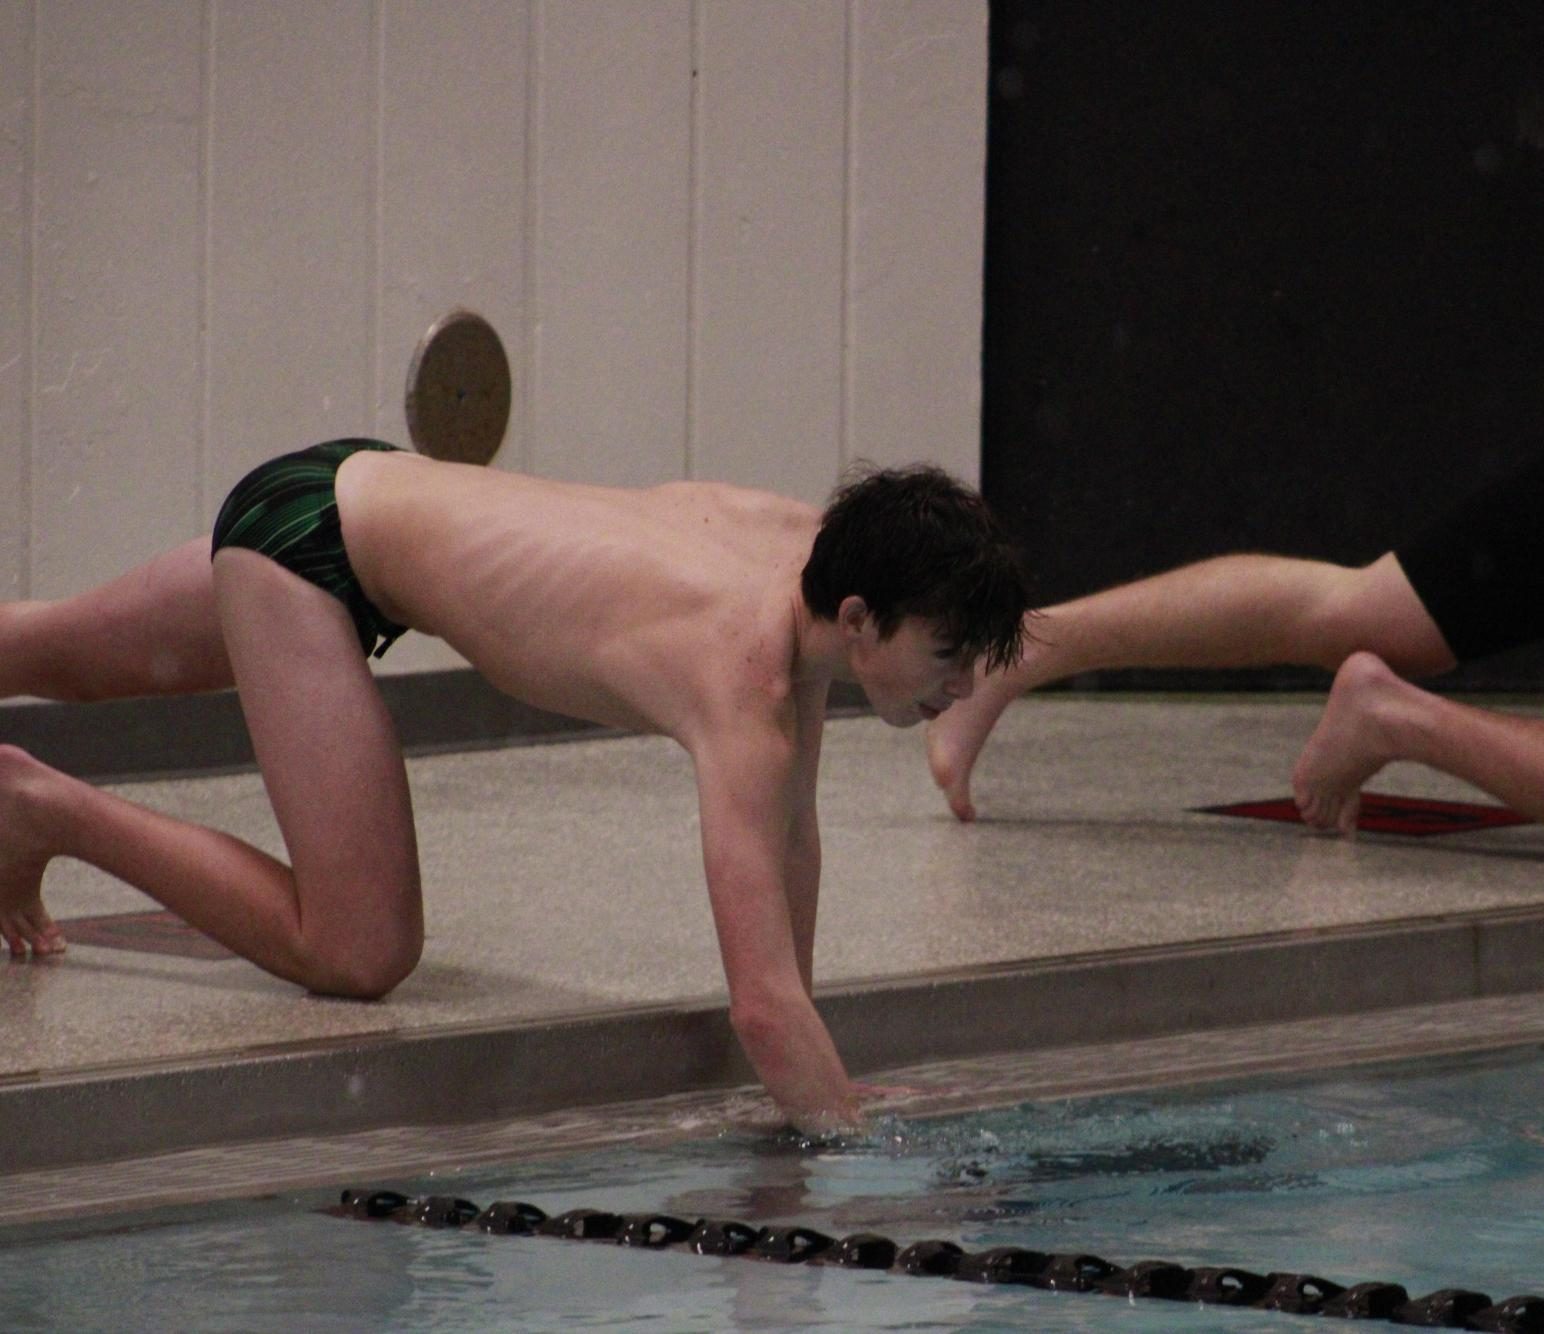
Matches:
[211,439,409,659]
[1396,453,1544,663]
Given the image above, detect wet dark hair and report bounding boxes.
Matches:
[800,462,1033,671]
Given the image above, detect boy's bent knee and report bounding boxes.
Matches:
[305,930,423,1000]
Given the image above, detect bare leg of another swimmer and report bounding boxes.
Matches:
[0,538,232,703]
[1293,650,1544,835]
[927,551,1457,821]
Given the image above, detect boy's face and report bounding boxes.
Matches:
[842,607,976,728]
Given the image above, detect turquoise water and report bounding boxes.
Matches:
[5,1046,1543,1332]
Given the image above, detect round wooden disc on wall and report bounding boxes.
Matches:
[404,309,512,466]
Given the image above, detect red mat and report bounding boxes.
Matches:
[59,909,233,960]
[1196,792,1531,837]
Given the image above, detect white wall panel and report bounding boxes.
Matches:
[848,0,986,482]
[205,0,374,509]
[0,1,30,598]
[378,0,526,467]
[692,0,845,503]
[530,0,691,486]
[377,0,529,675]
[32,0,203,594]
[6,0,989,656]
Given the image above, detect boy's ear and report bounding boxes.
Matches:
[836,595,870,638]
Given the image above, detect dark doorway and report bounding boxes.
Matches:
[982,0,1544,688]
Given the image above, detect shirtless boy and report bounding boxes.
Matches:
[0,439,1030,1131]
[925,453,1544,836]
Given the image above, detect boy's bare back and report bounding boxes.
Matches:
[337,450,821,740]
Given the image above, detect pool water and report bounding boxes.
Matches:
[5,1046,1543,1332]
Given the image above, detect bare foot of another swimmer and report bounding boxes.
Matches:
[0,746,66,958]
[926,674,1022,822]
[1292,651,1408,836]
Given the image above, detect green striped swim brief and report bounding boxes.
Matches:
[211,438,409,659]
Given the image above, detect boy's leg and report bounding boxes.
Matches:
[1294,650,1544,833]
[0,548,422,993]
[928,550,1456,821]
[0,537,231,701]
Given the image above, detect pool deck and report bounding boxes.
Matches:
[5,693,1544,1224]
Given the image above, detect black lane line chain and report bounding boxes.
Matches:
[325,1189,1544,1331]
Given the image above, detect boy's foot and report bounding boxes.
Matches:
[0,745,66,957]
[1292,651,1404,835]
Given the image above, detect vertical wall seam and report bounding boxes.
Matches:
[370,0,384,435]
[205,3,223,512]
[22,0,37,594]
[521,0,541,475]
[684,0,701,480]
[195,0,212,525]
[839,0,856,473]
[972,0,989,483]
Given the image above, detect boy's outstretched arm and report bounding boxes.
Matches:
[692,718,861,1134]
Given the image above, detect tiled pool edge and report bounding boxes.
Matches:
[5,903,1543,1183]
[5,992,1544,1231]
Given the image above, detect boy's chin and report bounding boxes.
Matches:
[873,701,927,728]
